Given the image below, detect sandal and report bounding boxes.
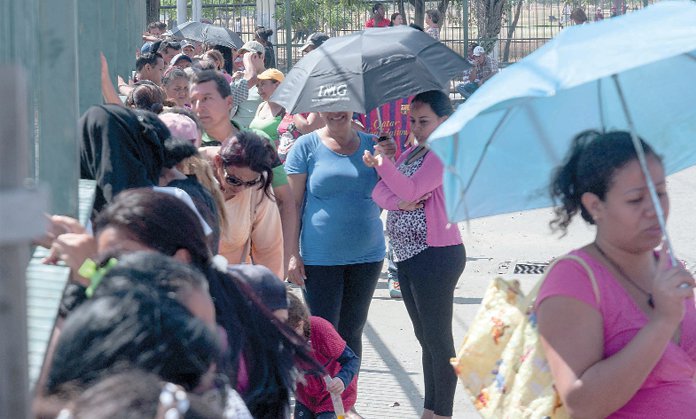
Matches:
[388,277,402,299]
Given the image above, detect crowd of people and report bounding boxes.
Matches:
[34,12,469,419]
[30,4,696,419]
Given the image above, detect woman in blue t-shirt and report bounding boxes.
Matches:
[285,111,386,361]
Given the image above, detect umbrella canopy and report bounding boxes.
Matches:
[427,1,696,223]
[270,25,470,114]
[168,21,243,49]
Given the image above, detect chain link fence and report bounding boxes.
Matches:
[158,0,655,71]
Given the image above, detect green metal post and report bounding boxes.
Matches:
[463,0,468,56]
[37,0,80,217]
[1,0,39,179]
[285,0,292,72]
[77,1,102,114]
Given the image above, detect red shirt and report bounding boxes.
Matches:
[295,316,358,413]
[365,17,390,28]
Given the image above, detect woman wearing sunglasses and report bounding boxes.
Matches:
[213,131,284,277]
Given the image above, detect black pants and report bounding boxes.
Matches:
[303,261,382,358]
[396,244,466,417]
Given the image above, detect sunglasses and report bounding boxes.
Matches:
[224,168,261,188]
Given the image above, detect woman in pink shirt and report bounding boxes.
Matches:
[364,90,465,419]
[538,130,696,418]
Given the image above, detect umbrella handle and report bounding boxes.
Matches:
[612,75,677,267]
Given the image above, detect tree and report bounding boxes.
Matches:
[502,0,524,62]
[472,0,508,52]
[276,0,364,37]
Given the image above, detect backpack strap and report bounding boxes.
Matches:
[526,254,600,307]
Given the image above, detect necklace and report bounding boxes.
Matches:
[594,242,654,308]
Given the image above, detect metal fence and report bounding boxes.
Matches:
[159,0,656,70]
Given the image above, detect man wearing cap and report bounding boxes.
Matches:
[170,53,193,70]
[190,70,299,279]
[456,45,497,99]
[158,40,182,66]
[300,32,329,54]
[181,40,196,57]
[232,40,268,129]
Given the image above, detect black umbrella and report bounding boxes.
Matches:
[270,26,470,114]
[168,21,243,49]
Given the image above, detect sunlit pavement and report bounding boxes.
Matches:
[351,165,696,418]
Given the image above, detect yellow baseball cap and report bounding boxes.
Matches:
[257,68,285,83]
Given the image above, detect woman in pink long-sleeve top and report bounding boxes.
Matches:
[363,90,465,419]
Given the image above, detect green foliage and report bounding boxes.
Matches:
[277,0,367,34]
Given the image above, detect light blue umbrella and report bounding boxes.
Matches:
[429,1,696,228]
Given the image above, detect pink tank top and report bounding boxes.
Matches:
[537,250,696,418]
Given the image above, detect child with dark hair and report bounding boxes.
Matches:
[287,293,360,419]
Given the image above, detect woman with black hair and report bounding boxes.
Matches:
[254,27,276,69]
[45,287,219,395]
[125,80,167,114]
[42,188,322,418]
[212,131,284,278]
[94,190,316,418]
[80,105,167,216]
[92,253,252,418]
[365,90,465,419]
[537,131,696,418]
[48,370,224,419]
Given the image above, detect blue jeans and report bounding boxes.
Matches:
[294,401,337,419]
[387,245,398,281]
[456,82,479,98]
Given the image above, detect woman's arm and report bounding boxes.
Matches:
[100,53,124,106]
[272,183,298,279]
[293,113,323,134]
[285,173,307,286]
[373,150,443,203]
[539,253,695,418]
[371,179,401,210]
[250,193,285,279]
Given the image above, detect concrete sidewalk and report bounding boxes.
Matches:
[348,166,696,418]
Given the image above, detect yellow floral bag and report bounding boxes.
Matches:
[451,255,599,419]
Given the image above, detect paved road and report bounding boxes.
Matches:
[343,165,696,418]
